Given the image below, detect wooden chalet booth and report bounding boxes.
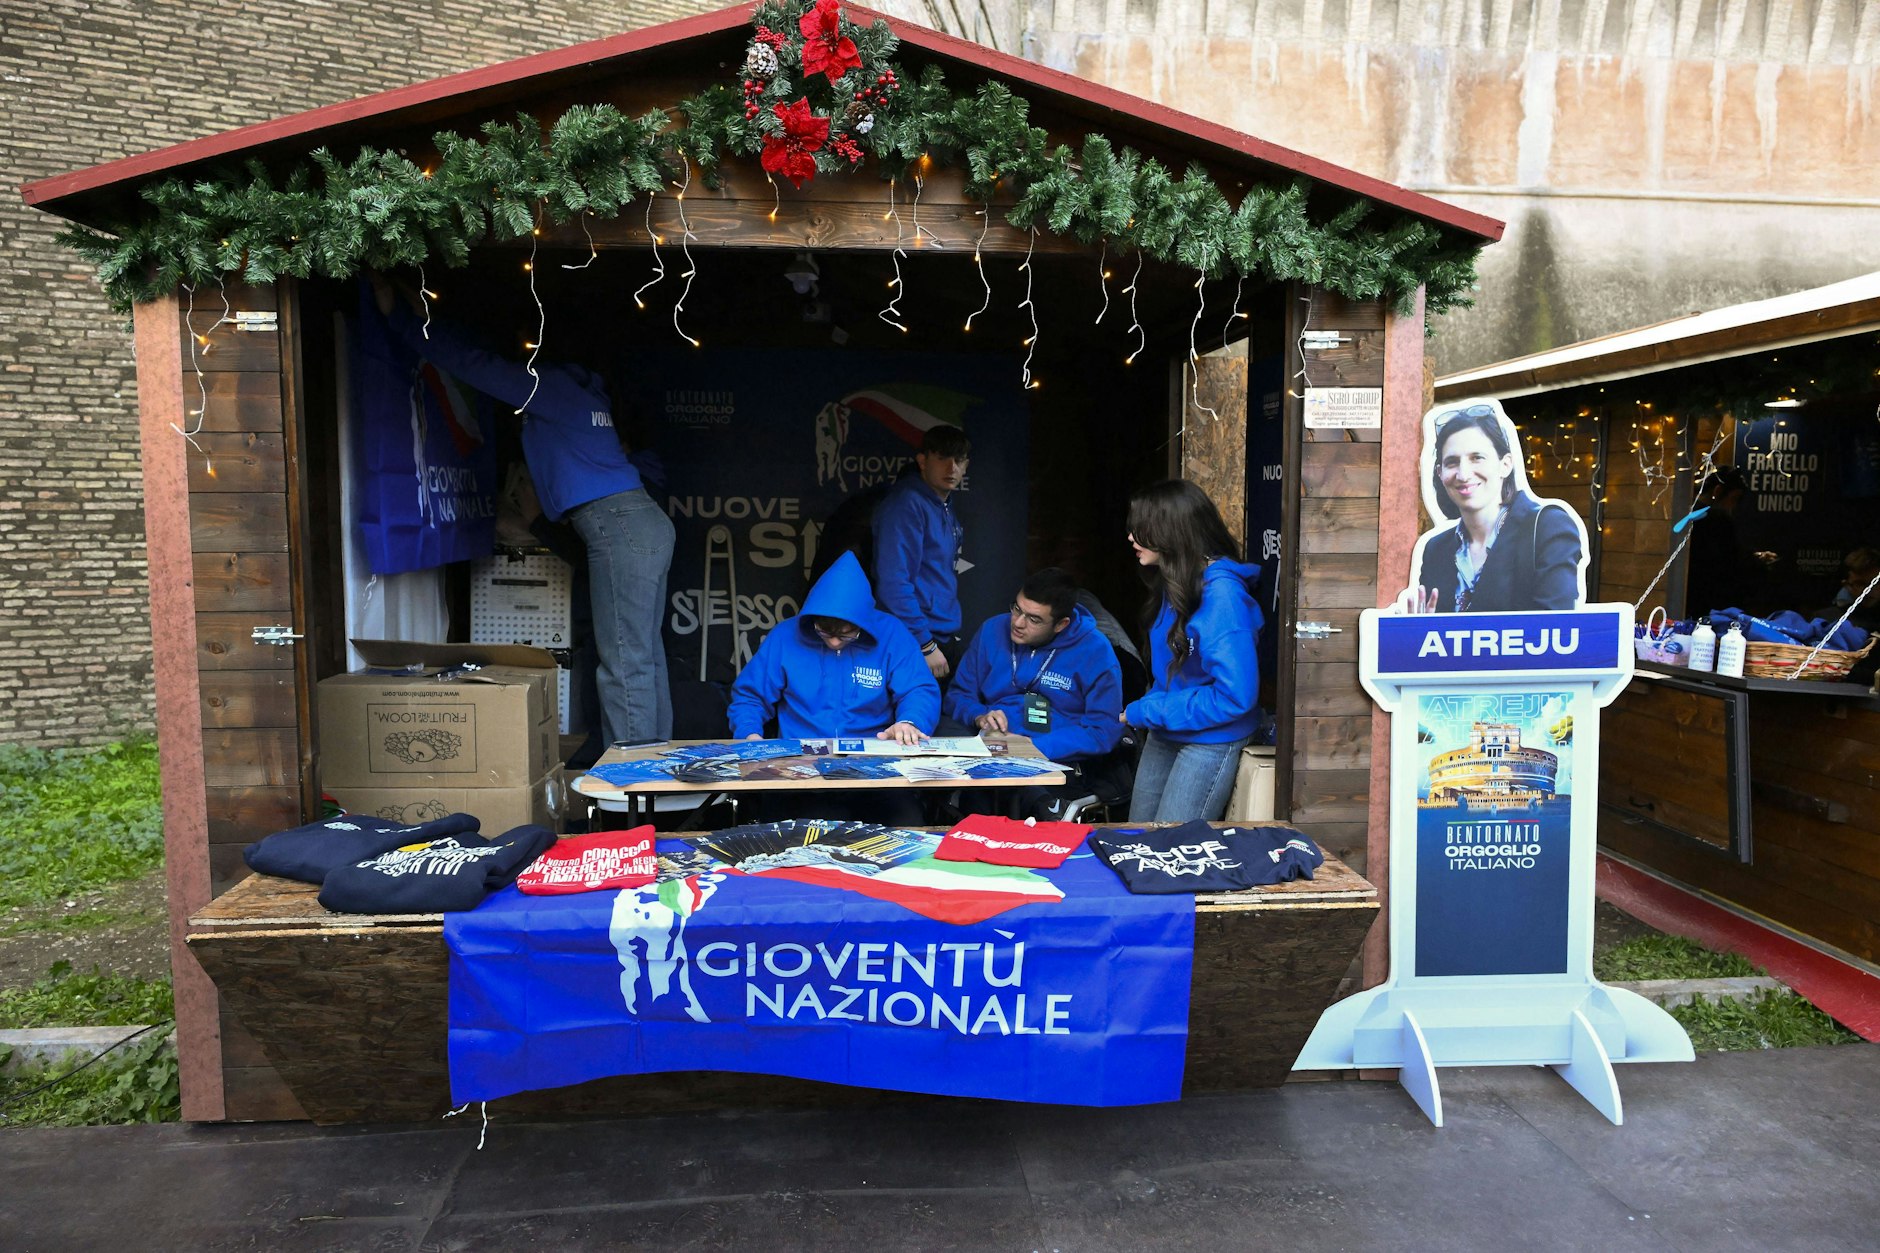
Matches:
[1436,274,1880,973]
[26,4,1499,1121]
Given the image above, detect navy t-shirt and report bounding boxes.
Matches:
[1089,820,1323,894]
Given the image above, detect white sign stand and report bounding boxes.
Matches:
[1293,606,1693,1125]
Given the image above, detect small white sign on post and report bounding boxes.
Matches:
[1303,386,1383,429]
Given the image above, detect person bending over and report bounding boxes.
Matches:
[1123,480,1264,823]
[944,567,1124,819]
[371,273,674,743]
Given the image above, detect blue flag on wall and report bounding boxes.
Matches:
[351,287,499,574]
[446,850,1194,1107]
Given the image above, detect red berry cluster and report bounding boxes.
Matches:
[742,78,765,119]
[753,24,788,48]
[830,134,863,165]
[851,67,899,110]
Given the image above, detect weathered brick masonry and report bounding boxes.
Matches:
[0,1,721,745]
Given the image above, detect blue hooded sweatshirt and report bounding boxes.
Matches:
[1125,559,1264,744]
[873,471,963,642]
[943,605,1125,762]
[382,300,640,521]
[729,551,940,739]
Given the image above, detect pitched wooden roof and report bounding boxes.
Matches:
[23,3,1501,243]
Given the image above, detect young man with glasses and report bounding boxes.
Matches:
[874,426,972,683]
[729,551,938,746]
[943,568,1125,819]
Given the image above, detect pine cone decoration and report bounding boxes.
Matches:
[842,100,869,128]
[743,42,779,80]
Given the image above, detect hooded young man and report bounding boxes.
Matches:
[943,568,1126,820]
[730,551,940,743]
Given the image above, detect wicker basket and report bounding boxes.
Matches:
[1741,636,1876,681]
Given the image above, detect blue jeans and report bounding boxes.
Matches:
[1128,732,1249,823]
[570,488,674,744]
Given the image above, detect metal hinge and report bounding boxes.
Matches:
[251,624,303,646]
[1295,621,1345,639]
[1301,330,1349,350]
[231,310,278,332]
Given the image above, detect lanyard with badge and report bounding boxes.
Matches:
[1012,645,1058,733]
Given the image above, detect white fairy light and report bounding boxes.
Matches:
[1188,270,1219,422]
[879,179,910,334]
[1122,253,1145,365]
[1094,239,1111,325]
[671,159,701,347]
[632,189,666,310]
[175,282,209,460]
[910,174,945,248]
[1018,228,1039,389]
[516,216,545,414]
[560,212,598,270]
[963,204,992,332]
[1221,275,1247,343]
[417,262,435,339]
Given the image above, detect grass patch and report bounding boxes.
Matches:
[0,737,163,911]
[1673,991,1860,1052]
[0,1032,179,1127]
[0,962,174,1029]
[1595,933,1759,982]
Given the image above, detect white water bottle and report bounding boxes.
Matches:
[1716,622,1747,678]
[1688,619,1717,672]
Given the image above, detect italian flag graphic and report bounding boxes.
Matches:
[742,856,1063,926]
[841,383,977,449]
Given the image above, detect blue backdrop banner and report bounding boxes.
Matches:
[350,287,499,575]
[446,850,1193,1107]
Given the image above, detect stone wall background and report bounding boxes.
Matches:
[5,0,1870,744]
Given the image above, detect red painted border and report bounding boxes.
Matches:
[1362,285,1426,988]
[1598,855,1880,1042]
[133,295,224,1121]
[21,4,1501,244]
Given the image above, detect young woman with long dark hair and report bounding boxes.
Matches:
[1122,480,1264,822]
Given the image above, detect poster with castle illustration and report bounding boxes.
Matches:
[1413,689,1575,977]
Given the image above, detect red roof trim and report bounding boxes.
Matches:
[22,3,1500,243]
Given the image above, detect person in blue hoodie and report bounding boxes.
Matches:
[874,426,971,682]
[730,551,940,744]
[944,567,1124,818]
[1123,480,1264,822]
[370,274,673,745]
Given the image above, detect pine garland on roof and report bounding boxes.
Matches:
[54,1,1483,316]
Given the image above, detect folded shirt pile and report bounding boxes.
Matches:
[1089,820,1324,894]
[515,826,657,895]
[243,813,555,913]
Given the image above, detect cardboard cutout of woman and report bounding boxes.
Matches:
[1394,400,1589,614]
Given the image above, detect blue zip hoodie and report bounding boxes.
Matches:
[1125,559,1264,744]
[873,471,962,642]
[943,605,1125,762]
[729,551,940,739]
[382,301,640,521]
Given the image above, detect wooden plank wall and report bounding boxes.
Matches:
[1602,696,1880,964]
[1280,292,1391,873]
[172,283,309,1121]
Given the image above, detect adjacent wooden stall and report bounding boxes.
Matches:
[1435,275,1880,967]
[26,4,1498,1120]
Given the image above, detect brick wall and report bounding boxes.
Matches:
[2,0,1007,747]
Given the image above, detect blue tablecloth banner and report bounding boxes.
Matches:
[446,851,1194,1107]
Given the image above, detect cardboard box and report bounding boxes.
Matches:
[318,640,560,790]
[327,768,566,835]
[1225,745,1278,823]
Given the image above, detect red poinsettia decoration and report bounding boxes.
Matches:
[798,0,861,83]
[761,97,831,188]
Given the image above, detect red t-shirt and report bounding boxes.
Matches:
[934,815,1092,870]
[516,826,657,895]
